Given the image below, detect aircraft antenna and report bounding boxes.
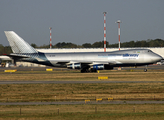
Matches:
[49,27,52,49]
[103,12,107,52]
[116,20,121,50]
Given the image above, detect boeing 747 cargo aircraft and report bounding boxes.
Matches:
[4,31,163,72]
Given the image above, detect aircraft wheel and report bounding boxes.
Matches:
[81,69,90,73]
[91,69,97,72]
[144,68,147,72]
[81,69,85,73]
[85,69,89,73]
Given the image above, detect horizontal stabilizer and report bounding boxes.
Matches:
[6,54,30,59]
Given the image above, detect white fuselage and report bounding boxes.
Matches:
[44,49,162,67]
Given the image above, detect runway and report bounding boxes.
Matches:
[1,101,164,106]
[0,80,163,84]
[0,64,164,71]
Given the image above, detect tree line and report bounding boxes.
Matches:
[31,39,164,48]
[0,38,164,55]
[0,44,12,55]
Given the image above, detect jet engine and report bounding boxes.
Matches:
[92,64,104,70]
[92,64,113,70]
[67,63,81,69]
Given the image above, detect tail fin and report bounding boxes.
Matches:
[4,31,38,53]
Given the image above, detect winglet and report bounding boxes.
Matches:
[4,31,38,53]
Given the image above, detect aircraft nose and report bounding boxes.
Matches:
[151,54,163,62]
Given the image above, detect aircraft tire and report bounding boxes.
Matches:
[144,68,147,72]
[81,69,85,73]
[91,69,97,72]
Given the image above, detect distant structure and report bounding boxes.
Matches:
[103,12,107,52]
[49,27,52,49]
[116,20,121,50]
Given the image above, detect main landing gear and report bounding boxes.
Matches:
[80,67,97,73]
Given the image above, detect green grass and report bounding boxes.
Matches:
[0,104,164,120]
[1,83,164,102]
[1,70,164,119]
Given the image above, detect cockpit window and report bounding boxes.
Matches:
[148,50,151,52]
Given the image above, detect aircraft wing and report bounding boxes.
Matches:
[90,61,117,65]
[56,60,119,65]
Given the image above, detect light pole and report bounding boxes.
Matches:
[103,12,107,52]
[49,27,52,49]
[116,20,121,50]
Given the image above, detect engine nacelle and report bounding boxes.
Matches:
[92,64,104,70]
[67,63,81,69]
[92,64,113,70]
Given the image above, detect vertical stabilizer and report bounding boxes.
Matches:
[4,31,38,53]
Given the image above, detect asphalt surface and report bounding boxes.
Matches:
[1,101,164,106]
[0,64,164,71]
[0,80,163,84]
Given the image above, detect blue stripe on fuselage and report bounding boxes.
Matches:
[98,54,139,57]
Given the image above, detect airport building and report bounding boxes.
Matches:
[36,47,164,58]
[1,47,164,67]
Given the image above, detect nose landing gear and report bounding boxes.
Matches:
[144,65,148,72]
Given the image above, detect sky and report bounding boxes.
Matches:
[0,0,164,46]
